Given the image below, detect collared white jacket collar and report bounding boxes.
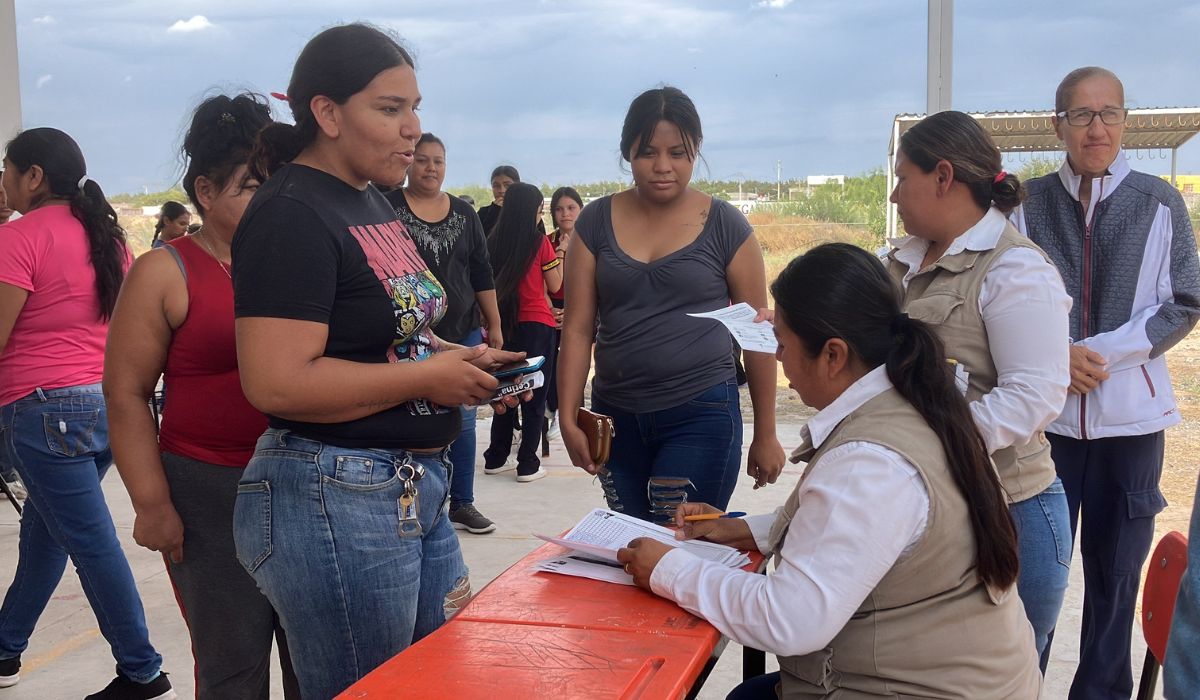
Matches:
[1057,151,1130,204]
[887,207,1008,280]
[796,365,894,457]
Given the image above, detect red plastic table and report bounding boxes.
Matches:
[338,541,764,700]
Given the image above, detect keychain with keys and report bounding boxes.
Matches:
[397,459,424,538]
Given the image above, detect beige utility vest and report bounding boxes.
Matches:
[886,225,1056,504]
[767,388,1040,699]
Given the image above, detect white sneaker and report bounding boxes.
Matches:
[483,458,517,475]
[2,478,25,501]
[516,467,547,483]
[546,414,561,441]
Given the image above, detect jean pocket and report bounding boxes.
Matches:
[42,410,100,457]
[1036,489,1073,568]
[234,481,272,572]
[1113,488,1167,575]
[687,381,735,408]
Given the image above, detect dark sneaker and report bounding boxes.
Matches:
[449,504,496,534]
[516,466,547,483]
[0,655,19,688]
[85,671,176,700]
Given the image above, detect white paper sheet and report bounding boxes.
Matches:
[535,508,749,571]
[687,302,778,354]
[535,554,636,586]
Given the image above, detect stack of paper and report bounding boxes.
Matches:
[535,508,751,586]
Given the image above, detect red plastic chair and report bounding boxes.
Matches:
[1137,531,1189,700]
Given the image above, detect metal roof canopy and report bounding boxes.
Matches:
[885,107,1200,236]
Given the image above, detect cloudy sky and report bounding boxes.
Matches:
[11,1,1200,195]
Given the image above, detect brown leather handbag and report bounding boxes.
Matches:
[576,408,616,468]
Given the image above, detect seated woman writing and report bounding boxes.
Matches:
[618,243,1041,699]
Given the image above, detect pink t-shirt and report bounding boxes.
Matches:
[0,205,128,406]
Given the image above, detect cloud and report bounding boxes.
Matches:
[32,15,56,25]
[35,74,53,89]
[167,16,214,34]
[757,0,794,7]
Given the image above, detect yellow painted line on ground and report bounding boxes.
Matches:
[23,627,101,673]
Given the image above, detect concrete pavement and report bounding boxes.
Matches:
[0,419,1164,699]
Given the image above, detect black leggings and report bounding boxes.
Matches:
[483,321,558,472]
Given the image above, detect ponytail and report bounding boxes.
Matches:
[153,200,189,243]
[248,122,310,185]
[772,243,1019,590]
[5,128,127,320]
[884,314,1019,590]
[71,179,127,320]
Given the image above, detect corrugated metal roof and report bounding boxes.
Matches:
[890,108,1200,153]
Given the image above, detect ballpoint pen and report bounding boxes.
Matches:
[682,511,746,522]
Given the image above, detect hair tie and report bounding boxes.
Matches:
[890,312,910,345]
[993,170,1007,185]
[77,175,89,191]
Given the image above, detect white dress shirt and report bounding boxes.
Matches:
[649,366,929,657]
[889,207,1071,454]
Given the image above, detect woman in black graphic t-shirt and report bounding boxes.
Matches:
[229,24,527,700]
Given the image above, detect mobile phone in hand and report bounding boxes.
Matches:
[491,356,545,379]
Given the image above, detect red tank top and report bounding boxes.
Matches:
[158,236,267,466]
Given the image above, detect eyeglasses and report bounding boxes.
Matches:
[1055,108,1128,127]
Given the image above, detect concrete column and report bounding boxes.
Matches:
[926,0,952,115]
[0,0,19,141]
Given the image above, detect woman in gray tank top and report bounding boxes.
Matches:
[556,86,785,523]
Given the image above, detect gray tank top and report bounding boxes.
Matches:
[575,195,752,412]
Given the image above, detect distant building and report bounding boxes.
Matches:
[1162,174,1200,194]
[807,175,845,186]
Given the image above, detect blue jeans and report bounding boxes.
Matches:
[1165,472,1200,698]
[591,379,742,524]
[233,429,469,699]
[1009,477,1071,671]
[0,385,163,683]
[448,328,484,508]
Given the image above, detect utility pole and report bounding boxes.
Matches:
[775,161,782,201]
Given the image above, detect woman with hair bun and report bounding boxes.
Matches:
[231,23,527,698]
[886,109,1072,669]
[151,200,190,248]
[619,243,1041,699]
[104,93,299,699]
[0,128,175,699]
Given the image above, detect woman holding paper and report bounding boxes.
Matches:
[557,86,784,523]
[618,243,1041,699]
[886,110,1071,669]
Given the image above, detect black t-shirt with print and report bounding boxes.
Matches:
[232,163,459,449]
[386,190,494,343]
